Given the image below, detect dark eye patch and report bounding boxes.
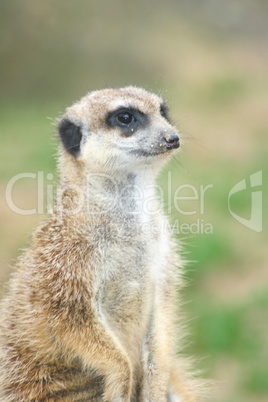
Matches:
[160,103,170,122]
[106,107,149,136]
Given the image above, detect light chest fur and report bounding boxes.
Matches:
[92,174,172,366]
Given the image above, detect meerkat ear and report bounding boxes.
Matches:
[58,118,82,157]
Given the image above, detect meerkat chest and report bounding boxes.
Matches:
[97,211,170,322]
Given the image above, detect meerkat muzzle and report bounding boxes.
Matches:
[163,133,180,149]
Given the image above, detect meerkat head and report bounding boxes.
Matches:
[58,87,180,175]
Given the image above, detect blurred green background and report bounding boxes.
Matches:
[0,1,267,401]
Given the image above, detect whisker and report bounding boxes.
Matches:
[180,132,212,153]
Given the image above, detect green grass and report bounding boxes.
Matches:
[191,300,262,357]
[184,288,268,398]
[245,364,268,394]
[0,102,59,180]
[194,77,248,108]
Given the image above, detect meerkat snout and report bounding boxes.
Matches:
[163,132,180,149]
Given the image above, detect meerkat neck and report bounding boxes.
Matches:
[58,157,160,221]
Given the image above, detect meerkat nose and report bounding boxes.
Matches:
[163,133,180,149]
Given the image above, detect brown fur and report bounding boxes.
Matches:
[0,87,205,401]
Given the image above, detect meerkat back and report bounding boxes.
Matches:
[0,87,204,401]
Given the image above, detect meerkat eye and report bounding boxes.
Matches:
[106,107,148,136]
[160,104,170,121]
[116,111,136,126]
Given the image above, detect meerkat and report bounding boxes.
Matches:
[0,87,204,401]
